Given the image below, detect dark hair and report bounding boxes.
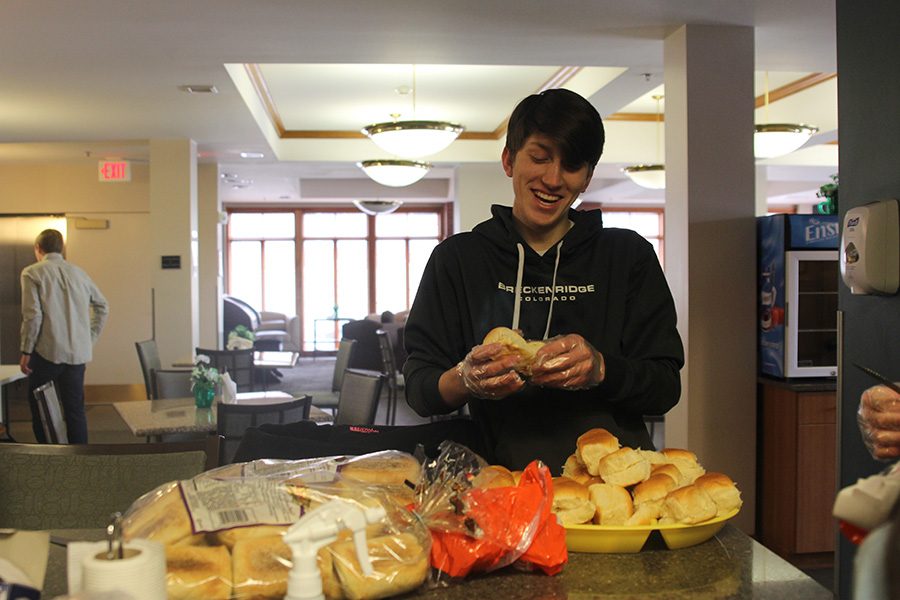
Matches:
[35,229,64,254]
[505,88,605,172]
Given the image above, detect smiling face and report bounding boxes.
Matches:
[503,134,592,250]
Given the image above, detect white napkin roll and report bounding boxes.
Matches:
[221,371,238,403]
[67,539,166,600]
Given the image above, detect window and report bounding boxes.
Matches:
[578,204,665,265]
[226,205,448,353]
[226,212,296,316]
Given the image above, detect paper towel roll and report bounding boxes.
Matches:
[67,539,166,600]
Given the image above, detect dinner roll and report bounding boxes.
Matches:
[122,483,193,545]
[596,447,651,487]
[562,453,594,485]
[337,451,422,487]
[482,326,546,375]
[587,482,633,526]
[650,463,685,487]
[165,545,232,600]
[215,525,289,550]
[694,472,742,516]
[659,484,717,525]
[661,448,706,484]
[331,532,429,600]
[472,464,517,489]
[551,477,595,525]
[632,472,678,506]
[576,428,620,476]
[624,502,661,527]
[231,535,342,600]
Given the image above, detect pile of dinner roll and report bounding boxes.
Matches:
[552,428,742,527]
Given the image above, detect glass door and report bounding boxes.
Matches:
[785,250,839,377]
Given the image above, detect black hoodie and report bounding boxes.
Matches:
[403,204,684,474]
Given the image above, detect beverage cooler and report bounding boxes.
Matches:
[758,214,840,378]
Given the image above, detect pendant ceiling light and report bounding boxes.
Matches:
[623,95,666,189]
[352,199,404,215]
[357,159,430,187]
[362,120,464,159]
[360,65,464,187]
[754,72,818,159]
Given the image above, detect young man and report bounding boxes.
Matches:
[403,89,684,474]
[20,229,109,443]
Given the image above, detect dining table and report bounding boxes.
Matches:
[113,390,332,440]
[42,524,832,599]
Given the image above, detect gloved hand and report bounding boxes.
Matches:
[858,384,900,460]
[456,342,526,400]
[530,334,605,390]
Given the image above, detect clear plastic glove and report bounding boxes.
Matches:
[456,342,525,400]
[858,384,900,460]
[530,333,605,390]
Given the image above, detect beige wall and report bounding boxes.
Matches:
[455,162,510,232]
[0,160,221,392]
[0,161,152,386]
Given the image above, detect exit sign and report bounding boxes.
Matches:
[98,160,131,182]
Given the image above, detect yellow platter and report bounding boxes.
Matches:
[564,507,740,553]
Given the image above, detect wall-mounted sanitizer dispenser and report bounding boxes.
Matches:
[841,198,900,295]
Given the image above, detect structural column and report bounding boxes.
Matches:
[197,163,223,349]
[663,25,758,533]
[150,138,199,365]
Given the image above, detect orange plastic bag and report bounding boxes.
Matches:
[425,458,567,578]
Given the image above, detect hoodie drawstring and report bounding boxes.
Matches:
[511,240,563,341]
[544,240,562,340]
[511,243,525,331]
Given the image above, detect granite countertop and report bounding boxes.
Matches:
[47,525,831,599]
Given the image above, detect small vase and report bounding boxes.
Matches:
[193,385,215,409]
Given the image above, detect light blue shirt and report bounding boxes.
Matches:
[20,253,109,364]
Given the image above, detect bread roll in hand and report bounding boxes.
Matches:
[482,327,546,376]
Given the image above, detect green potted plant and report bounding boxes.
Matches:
[815,173,838,215]
[190,354,221,408]
[226,324,256,350]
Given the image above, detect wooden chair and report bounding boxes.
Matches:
[334,369,385,427]
[135,339,161,399]
[216,395,311,465]
[0,437,219,530]
[375,329,403,425]
[33,380,67,443]
[306,338,356,415]
[153,369,194,399]
[196,347,255,392]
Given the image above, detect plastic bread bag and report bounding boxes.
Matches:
[120,450,431,600]
[858,384,900,460]
[413,441,567,584]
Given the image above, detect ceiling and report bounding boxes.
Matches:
[0,0,838,209]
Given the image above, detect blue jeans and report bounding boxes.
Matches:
[26,352,88,444]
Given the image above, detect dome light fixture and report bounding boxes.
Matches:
[622,164,666,190]
[362,120,464,159]
[753,123,819,159]
[754,72,818,159]
[357,159,430,187]
[352,199,404,216]
[623,94,666,189]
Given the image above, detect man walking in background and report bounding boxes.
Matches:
[19,229,108,443]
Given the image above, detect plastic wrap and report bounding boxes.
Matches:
[121,451,430,600]
[858,384,900,460]
[413,442,567,582]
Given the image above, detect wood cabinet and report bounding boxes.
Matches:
[758,379,836,565]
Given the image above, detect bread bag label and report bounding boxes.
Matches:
[179,478,303,532]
